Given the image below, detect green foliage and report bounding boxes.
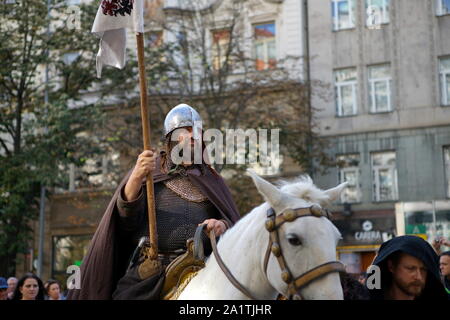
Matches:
[0,0,113,275]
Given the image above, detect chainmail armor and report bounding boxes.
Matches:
[129,180,220,262]
[163,175,208,202]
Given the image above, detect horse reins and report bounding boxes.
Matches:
[210,204,345,300]
[210,230,258,300]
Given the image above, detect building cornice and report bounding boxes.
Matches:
[163,0,283,15]
[163,0,225,15]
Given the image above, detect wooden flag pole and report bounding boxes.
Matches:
[136,32,158,260]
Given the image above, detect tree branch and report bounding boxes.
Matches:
[0,136,12,156]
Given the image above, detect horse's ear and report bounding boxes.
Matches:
[324,182,348,203]
[247,169,286,209]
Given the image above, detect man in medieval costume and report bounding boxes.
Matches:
[367,235,447,300]
[67,104,240,300]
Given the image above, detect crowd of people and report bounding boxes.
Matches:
[0,274,66,301]
[1,235,448,301]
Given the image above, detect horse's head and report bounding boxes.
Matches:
[248,170,347,300]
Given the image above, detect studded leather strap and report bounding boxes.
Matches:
[289,261,346,295]
[265,205,345,300]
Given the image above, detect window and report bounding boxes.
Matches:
[400,201,450,248]
[332,0,356,31]
[52,234,91,289]
[176,31,189,54]
[444,146,450,197]
[211,29,231,71]
[366,0,390,28]
[147,31,163,47]
[371,151,398,201]
[439,57,450,106]
[437,0,450,15]
[52,235,91,273]
[368,64,392,112]
[335,68,358,116]
[254,22,276,71]
[68,152,120,191]
[337,154,361,203]
[62,52,80,65]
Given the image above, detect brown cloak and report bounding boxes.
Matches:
[67,154,240,300]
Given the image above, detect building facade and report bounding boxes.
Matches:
[308,0,450,273]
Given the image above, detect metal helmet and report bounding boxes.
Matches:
[163,103,202,140]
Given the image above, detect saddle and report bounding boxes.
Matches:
[128,225,209,300]
[160,224,209,300]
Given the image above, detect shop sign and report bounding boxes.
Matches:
[333,216,396,246]
[354,220,394,242]
[405,224,426,234]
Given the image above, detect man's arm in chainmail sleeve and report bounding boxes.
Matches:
[116,183,146,232]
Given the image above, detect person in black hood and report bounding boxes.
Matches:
[439,251,450,299]
[368,235,447,300]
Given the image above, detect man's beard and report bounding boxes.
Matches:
[171,140,203,165]
[393,277,425,298]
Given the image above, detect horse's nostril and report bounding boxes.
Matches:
[287,234,302,246]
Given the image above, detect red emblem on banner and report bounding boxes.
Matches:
[101,0,134,17]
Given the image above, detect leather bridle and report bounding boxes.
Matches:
[262,205,345,300]
[208,204,345,300]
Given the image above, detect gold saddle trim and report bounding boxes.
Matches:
[161,239,205,300]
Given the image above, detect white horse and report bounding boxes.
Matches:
[177,170,348,300]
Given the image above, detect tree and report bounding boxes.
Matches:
[0,0,161,276]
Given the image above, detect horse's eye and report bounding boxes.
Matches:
[287,233,302,246]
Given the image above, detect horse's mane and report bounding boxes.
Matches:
[275,175,331,206]
[221,175,333,244]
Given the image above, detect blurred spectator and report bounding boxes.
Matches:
[432,236,450,255]
[0,277,8,300]
[358,272,367,285]
[10,273,45,300]
[44,279,66,300]
[7,277,17,300]
[340,272,370,300]
[439,251,450,299]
